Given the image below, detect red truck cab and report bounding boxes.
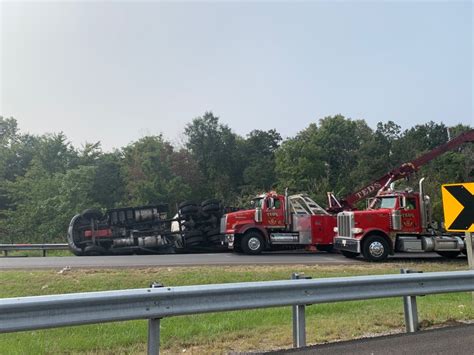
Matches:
[221,192,336,254]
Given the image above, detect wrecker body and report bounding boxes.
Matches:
[222,192,336,254]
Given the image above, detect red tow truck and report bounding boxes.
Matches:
[334,129,474,261]
[221,192,336,254]
[222,129,474,256]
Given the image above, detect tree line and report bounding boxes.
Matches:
[0,113,472,242]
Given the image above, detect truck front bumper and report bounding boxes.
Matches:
[334,237,360,254]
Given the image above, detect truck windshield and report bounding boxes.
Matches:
[379,197,397,209]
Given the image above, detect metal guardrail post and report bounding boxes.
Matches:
[148,318,161,355]
[291,273,311,348]
[148,282,164,355]
[401,269,420,333]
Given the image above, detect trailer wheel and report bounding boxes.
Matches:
[202,203,220,213]
[241,231,264,255]
[184,231,204,247]
[180,205,199,215]
[179,200,197,209]
[185,236,204,247]
[362,235,389,262]
[436,251,461,259]
[341,251,359,259]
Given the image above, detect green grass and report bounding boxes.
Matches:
[0,262,472,354]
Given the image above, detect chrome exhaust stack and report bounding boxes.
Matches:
[419,178,426,230]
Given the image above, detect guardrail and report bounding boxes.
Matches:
[1,270,473,354]
[0,243,69,257]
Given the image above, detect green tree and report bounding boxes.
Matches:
[184,112,243,201]
[241,129,282,193]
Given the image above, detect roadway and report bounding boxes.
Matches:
[0,251,465,269]
[269,324,474,354]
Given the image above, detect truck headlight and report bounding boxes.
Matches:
[333,227,338,233]
[351,227,363,234]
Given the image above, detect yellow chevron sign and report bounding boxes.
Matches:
[441,183,474,232]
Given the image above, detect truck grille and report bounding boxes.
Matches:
[337,212,354,238]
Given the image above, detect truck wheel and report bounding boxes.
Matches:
[241,231,264,255]
[362,235,389,262]
[436,251,461,259]
[341,251,359,259]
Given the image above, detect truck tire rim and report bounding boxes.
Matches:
[369,241,384,258]
[248,237,261,251]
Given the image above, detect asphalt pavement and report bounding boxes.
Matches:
[0,251,465,269]
[266,324,474,354]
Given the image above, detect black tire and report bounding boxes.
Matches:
[182,220,196,229]
[341,251,359,259]
[207,234,223,245]
[201,215,218,225]
[362,235,390,262]
[317,244,334,253]
[180,205,199,215]
[233,239,243,253]
[241,231,265,255]
[81,209,103,220]
[202,203,221,213]
[201,199,220,207]
[206,227,221,236]
[185,235,204,247]
[436,251,461,259]
[184,230,201,238]
[67,214,86,256]
[179,200,197,209]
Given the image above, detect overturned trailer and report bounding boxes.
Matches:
[67,200,228,256]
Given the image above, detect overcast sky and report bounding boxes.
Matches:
[1,1,472,151]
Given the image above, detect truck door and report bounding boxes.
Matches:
[401,197,420,233]
[263,196,285,228]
